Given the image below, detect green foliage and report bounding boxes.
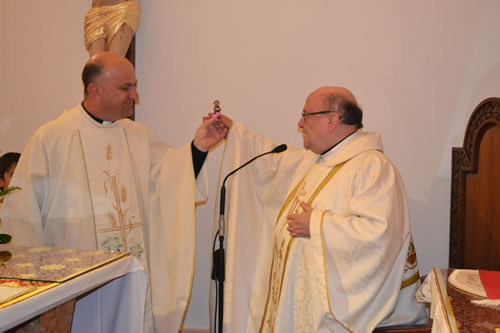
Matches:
[0,234,11,244]
[100,236,123,252]
[0,186,21,198]
[130,243,144,260]
[0,186,21,244]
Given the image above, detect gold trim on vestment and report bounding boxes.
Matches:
[319,210,355,333]
[259,161,347,332]
[259,168,311,333]
[276,169,312,222]
[177,154,197,333]
[401,271,420,290]
[78,128,146,263]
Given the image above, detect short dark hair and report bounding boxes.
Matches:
[341,101,363,129]
[0,152,21,181]
[81,61,104,96]
[324,94,363,129]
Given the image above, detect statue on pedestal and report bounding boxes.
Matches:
[84,0,141,57]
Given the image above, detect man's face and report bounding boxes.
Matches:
[97,62,138,121]
[297,94,331,154]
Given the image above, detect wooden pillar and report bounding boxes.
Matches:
[125,36,136,121]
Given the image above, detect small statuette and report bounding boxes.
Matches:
[213,100,221,113]
[212,100,222,120]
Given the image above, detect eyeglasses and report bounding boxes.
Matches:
[301,110,341,121]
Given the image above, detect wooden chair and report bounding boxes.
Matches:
[449,97,500,270]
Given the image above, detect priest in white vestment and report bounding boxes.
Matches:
[214,87,428,332]
[0,52,228,333]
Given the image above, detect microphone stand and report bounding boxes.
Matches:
[212,144,287,333]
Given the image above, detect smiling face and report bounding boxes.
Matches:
[95,59,138,121]
[84,53,139,121]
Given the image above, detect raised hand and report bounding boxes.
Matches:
[193,118,228,152]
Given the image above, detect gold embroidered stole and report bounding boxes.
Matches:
[401,236,420,289]
[260,161,346,332]
[78,128,148,270]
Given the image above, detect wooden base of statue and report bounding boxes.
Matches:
[125,36,136,121]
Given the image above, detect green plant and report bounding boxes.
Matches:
[0,186,21,244]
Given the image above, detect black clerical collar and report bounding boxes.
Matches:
[321,130,357,155]
[81,102,112,124]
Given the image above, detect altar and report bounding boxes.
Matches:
[424,268,500,333]
[0,245,147,332]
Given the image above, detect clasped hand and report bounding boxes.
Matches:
[287,202,312,238]
[193,114,231,152]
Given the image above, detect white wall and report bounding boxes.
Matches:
[0,2,89,152]
[1,0,500,330]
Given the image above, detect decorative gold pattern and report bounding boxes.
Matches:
[0,280,43,307]
[0,245,127,283]
[259,169,311,333]
[401,271,420,290]
[65,257,81,263]
[19,273,37,279]
[40,264,66,271]
[78,128,148,274]
[98,143,144,260]
[400,237,420,290]
[260,162,346,332]
[405,237,418,269]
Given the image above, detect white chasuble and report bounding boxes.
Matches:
[217,122,428,333]
[0,105,204,333]
[78,128,148,270]
[261,162,345,333]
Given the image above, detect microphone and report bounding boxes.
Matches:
[219,143,287,227]
[211,143,287,333]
